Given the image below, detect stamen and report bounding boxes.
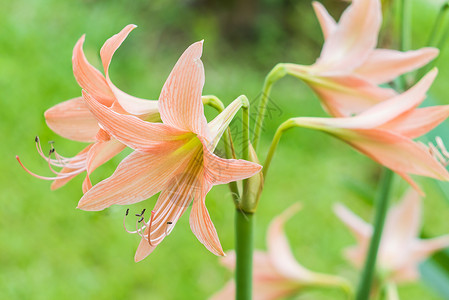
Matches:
[147,211,156,246]
[135,209,146,217]
[35,137,86,167]
[428,136,449,167]
[136,210,149,241]
[123,208,140,234]
[429,143,446,164]
[16,156,77,180]
[436,137,449,158]
[165,221,173,236]
[123,209,149,241]
[46,148,63,175]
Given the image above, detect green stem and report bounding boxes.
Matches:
[397,0,411,90]
[241,97,250,162]
[201,95,225,112]
[416,2,449,81]
[263,119,296,178]
[399,0,411,52]
[241,96,251,204]
[253,64,287,151]
[437,9,449,53]
[427,2,449,47]
[224,130,241,206]
[355,168,394,300]
[235,96,255,300]
[235,209,254,300]
[202,95,240,205]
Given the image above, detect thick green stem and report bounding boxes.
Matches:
[355,168,394,300]
[235,209,254,300]
[253,64,287,151]
[235,96,255,300]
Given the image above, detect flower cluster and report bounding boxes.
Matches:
[270,0,449,195]
[17,0,449,297]
[335,190,449,283]
[18,26,262,261]
[212,204,351,300]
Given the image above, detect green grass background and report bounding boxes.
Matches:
[1,0,449,299]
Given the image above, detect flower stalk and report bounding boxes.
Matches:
[397,0,411,90]
[399,0,411,52]
[253,64,287,151]
[235,209,254,300]
[235,95,255,299]
[263,118,296,178]
[355,168,394,300]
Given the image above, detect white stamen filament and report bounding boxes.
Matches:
[123,209,152,242]
[17,137,89,182]
[428,136,449,166]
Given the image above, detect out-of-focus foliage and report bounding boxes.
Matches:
[1,0,449,299]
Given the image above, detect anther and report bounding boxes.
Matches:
[35,136,39,143]
[135,208,146,217]
[165,221,173,236]
[123,208,143,234]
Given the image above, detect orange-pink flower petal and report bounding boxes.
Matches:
[82,91,188,151]
[77,149,190,211]
[44,97,100,142]
[158,41,209,137]
[72,35,114,106]
[99,24,159,116]
[355,48,439,84]
[315,0,381,73]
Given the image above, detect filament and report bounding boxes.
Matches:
[428,136,449,166]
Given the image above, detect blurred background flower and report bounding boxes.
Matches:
[3,0,449,299]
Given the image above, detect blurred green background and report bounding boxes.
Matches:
[2,0,449,299]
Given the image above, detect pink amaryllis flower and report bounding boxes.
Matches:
[17,25,159,192]
[289,69,449,193]
[77,41,262,261]
[283,0,438,117]
[211,203,351,300]
[335,189,449,283]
